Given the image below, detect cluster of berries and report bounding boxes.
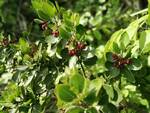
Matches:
[68,42,86,56]
[40,21,59,37]
[112,53,131,68]
[0,38,18,47]
[40,21,86,57]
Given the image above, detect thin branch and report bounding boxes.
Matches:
[130,8,148,17]
[77,56,86,77]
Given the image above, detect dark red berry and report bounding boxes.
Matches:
[112,54,118,60]
[126,59,132,64]
[76,42,86,50]
[68,49,77,56]
[112,53,132,69]
[2,38,9,47]
[112,53,121,61]
[52,31,59,37]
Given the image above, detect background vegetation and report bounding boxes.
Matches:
[0,0,150,113]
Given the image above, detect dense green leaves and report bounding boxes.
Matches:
[69,73,85,94]
[32,0,56,19]
[139,30,150,53]
[83,56,98,66]
[66,107,84,113]
[84,77,104,105]
[121,66,135,83]
[55,84,76,102]
[0,0,150,113]
[106,52,114,62]
[86,107,98,113]
[16,38,30,53]
[103,84,114,99]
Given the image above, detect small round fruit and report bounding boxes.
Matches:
[52,31,59,37]
[76,42,86,50]
[2,38,9,46]
[68,49,77,56]
[126,59,132,64]
[112,53,119,61]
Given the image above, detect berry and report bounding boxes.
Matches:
[112,53,120,61]
[125,59,132,64]
[52,31,59,37]
[112,53,132,69]
[2,38,9,47]
[68,49,77,56]
[76,42,86,50]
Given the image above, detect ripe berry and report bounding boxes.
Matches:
[68,49,77,56]
[112,53,120,61]
[76,42,86,50]
[125,59,132,64]
[52,31,59,37]
[2,38,9,47]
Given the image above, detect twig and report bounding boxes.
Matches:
[130,8,148,17]
[77,56,86,77]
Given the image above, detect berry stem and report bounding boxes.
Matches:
[77,56,86,77]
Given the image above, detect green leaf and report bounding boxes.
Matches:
[69,56,78,68]
[83,56,98,66]
[59,25,71,39]
[0,73,13,84]
[34,18,43,24]
[0,64,5,74]
[0,83,20,106]
[84,77,104,104]
[76,24,86,35]
[89,78,104,96]
[93,30,102,41]
[42,1,56,18]
[119,32,130,51]
[86,107,98,113]
[143,42,150,53]
[121,66,135,83]
[148,0,150,25]
[106,52,114,62]
[125,20,139,41]
[128,58,142,71]
[110,81,123,105]
[102,103,118,113]
[32,0,56,19]
[103,84,114,99]
[139,30,150,53]
[109,67,120,78]
[69,72,85,94]
[32,0,42,10]
[55,84,76,102]
[17,38,30,54]
[104,29,124,53]
[84,89,97,105]
[37,10,50,20]
[112,42,120,53]
[148,55,150,67]
[66,107,84,113]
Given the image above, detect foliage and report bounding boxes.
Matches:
[0,0,150,113]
